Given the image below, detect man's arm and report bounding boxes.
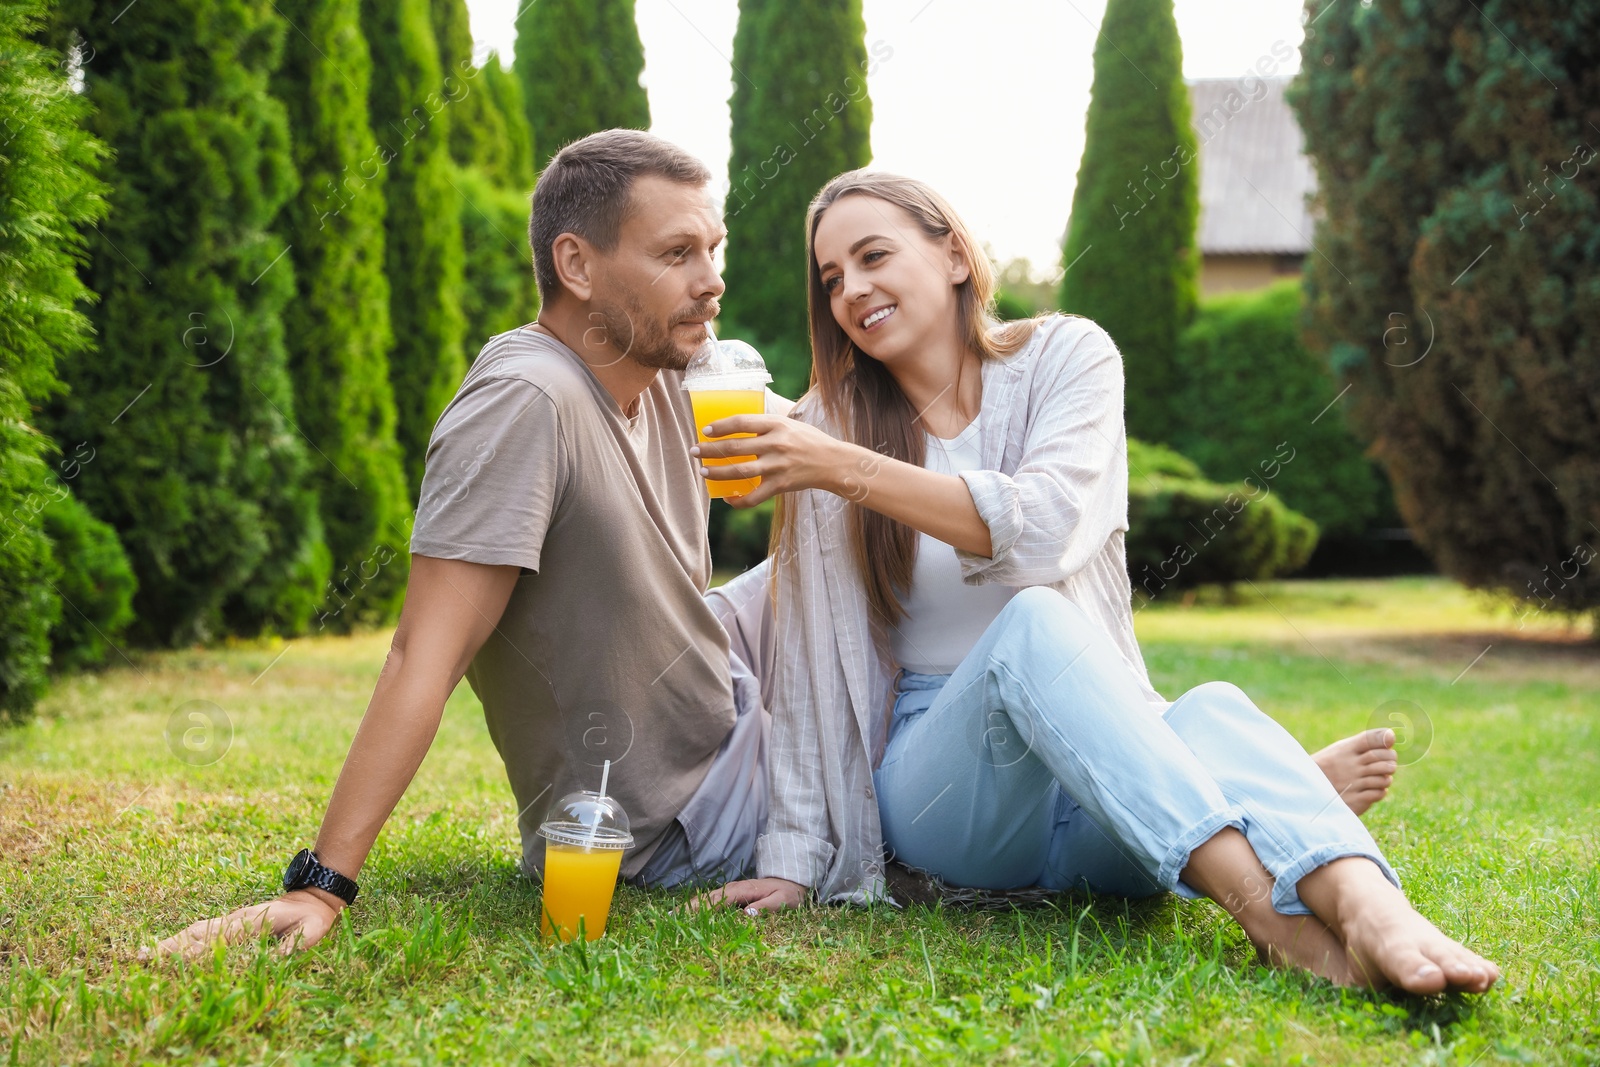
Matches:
[148,554,520,961]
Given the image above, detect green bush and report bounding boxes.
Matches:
[1058,0,1199,441]
[710,498,778,573]
[41,489,136,673]
[1168,280,1389,538]
[1126,439,1319,601]
[0,455,64,725]
[1127,437,1204,480]
[0,0,104,721]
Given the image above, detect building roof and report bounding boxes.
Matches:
[1188,77,1316,256]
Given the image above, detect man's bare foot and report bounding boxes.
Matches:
[1300,857,1500,995]
[1313,728,1397,816]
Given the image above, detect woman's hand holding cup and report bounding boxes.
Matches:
[690,414,852,507]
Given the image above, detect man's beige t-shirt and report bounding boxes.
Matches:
[410,326,736,878]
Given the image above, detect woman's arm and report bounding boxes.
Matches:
[950,322,1125,587]
[695,320,1127,587]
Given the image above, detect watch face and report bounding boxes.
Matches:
[284,849,311,890]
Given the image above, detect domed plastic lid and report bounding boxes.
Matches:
[683,337,771,390]
[537,790,634,850]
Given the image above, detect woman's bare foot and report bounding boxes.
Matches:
[1300,858,1500,994]
[1313,728,1397,816]
[1183,828,1360,985]
[1237,905,1361,986]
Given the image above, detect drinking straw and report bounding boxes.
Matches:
[585,759,611,848]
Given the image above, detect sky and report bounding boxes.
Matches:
[463,0,1309,273]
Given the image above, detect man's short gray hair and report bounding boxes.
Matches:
[529,129,712,301]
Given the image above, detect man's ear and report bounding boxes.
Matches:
[946,234,973,286]
[551,233,595,302]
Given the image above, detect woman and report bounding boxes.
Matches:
[693,172,1498,994]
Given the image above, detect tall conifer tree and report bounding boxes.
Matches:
[513,0,649,168]
[362,0,468,496]
[1058,0,1199,440]
[47,0,331,644]
[722,0,875,395]
[432,0,538,359]
[0,1,105,718]
[483,54,537,191]
[1291,0,1600,615]
[272,0,412,628]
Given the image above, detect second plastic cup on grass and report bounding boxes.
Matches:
[538,773,633,942]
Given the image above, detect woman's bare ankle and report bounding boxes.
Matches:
[1294,855,1398,938]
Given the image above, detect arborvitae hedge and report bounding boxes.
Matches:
[1058,0,1199,441]
[482,54,536,191]
[432,0,537,367]
[0,1,103,719]
[41,487,137,673]
[273,0,412,629]
[453,164,539,350]
[432,0,537,191]
[429,0,494,174]
[1290,1,1600,617]
[46,0,331,646]
[513,0,649,168]
[363,0,467,497]
[721,0,877,397]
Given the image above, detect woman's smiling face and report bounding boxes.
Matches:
[812,194,970,366]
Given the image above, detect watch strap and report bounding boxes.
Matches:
[285,849,359,906]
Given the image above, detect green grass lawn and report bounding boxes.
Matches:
[3,577,1596,1064]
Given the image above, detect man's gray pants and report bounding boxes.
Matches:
[631,560,774,887]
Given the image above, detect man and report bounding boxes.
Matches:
[152,130,780,959]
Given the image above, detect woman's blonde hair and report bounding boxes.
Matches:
[772,170,1043,628]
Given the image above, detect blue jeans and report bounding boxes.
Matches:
[873,587,1399,914]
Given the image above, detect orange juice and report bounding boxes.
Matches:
[541,842,624,941]
[690,388,764,498]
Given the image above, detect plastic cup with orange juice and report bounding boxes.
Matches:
[683,334,772,499]
[537,765,633,942]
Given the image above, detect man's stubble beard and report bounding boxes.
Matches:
[596,290,697,372]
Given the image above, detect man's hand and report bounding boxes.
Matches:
[143,889,343,962]
[142,555,519,965]
[688,877,808,915]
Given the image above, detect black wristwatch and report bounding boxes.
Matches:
[282,848,359,906]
